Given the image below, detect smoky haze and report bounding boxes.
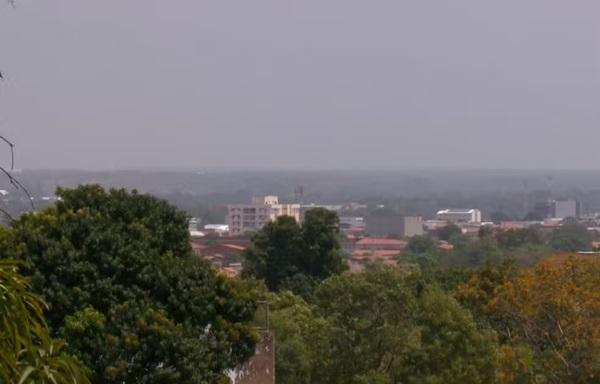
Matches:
[0,0,599,170]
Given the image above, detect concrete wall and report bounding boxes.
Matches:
[232,330,275,384]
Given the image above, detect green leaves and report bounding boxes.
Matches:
[243,208,346,292]
[271,267,497,384]
[0,185,258,383]
[549,220,592,252]
[0,260,90,384]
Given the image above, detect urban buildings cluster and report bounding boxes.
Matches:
[188,196,592,277]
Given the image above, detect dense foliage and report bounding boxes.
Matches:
[247,215,600,384]
[263,255,600,384]
[0,259,90,384]
[263,268,497,384]
[402,223,593,271]
[243,207,346,291]
[0,185,258,384]
[1,183,597,384]
[457,255,600,383]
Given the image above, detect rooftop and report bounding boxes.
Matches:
[437,209,478,215]
[355,238,407,246]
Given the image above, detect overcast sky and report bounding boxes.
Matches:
[0,0,598,170]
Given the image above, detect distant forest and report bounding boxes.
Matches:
[6,169,600,221]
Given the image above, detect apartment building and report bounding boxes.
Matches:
[551,200,581,219]
[227,196,301,235]
[532,199,581,219]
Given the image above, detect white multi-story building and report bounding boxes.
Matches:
[227,196,301,235]
[436,209,482,223]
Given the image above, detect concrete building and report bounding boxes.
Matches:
[436,209,482,223]
[533,200,581,220]
[227,196,301,235]
[551,200,581,219]
[366,215,424,237]
[339,216,366,233]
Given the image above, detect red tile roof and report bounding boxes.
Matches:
[355,238,407,246]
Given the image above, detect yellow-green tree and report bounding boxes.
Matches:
[459,255,600,383]
[490,255,600,383]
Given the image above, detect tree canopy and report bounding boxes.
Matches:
[243,207,346,291]
[549,220,592,252]
[491,256,600,383]
[259,268,497,384]
[0,185,258,383]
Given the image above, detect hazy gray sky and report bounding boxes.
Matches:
[0,0,599,170]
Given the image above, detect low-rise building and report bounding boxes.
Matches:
[499,221,534,230]
[436,209,482,223]
[348,250,400,272]
[339,216,366,233]
[366,215,424,237]
[424,219,450,232]
[355,237,407,251]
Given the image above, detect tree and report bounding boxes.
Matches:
[406,235,436,254]
[478,225,495,239]
[490,256,600,383]
[445,236,503,268]
[262,268,497,383]
[437,224,462,242]
[243,208,345,291]
[549,220,592,252]
[496,228,542,250]
[243,216,305,291]
[454,260,518,330]
[300,208,346,280]
[406,289,497,384]
[311,268,497,384]
[0,185,258,383]
[268,291,332,384]
[0,259,90,384]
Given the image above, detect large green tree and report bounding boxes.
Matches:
[268,268,497,384]
[243,208,345,291]
[0,185,258,383]
[313,268,497,384]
